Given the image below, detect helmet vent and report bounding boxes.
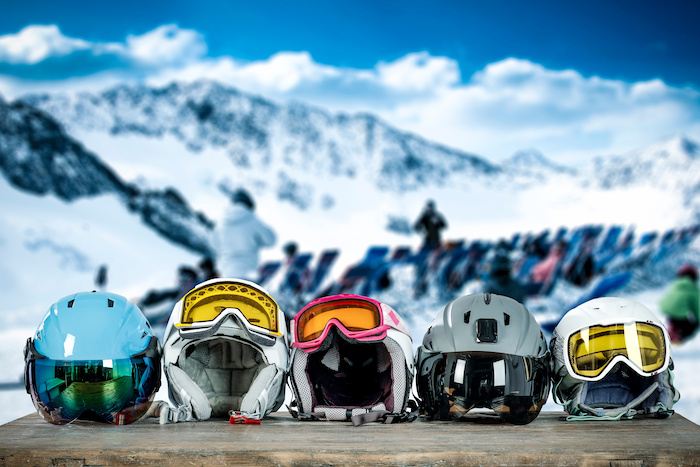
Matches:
[464,311,471,324]
[503,313,510,325]
[484,293,492,305]
[67,299,75,308]
[107,299,114,308]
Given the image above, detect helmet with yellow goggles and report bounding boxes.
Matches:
[551,297,680,421]
[156,279,288,424]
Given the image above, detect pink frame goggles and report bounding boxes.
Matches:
[292,294,403,352]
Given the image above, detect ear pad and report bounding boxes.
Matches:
[166,364,212,420]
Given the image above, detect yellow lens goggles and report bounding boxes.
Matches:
[175,281,281,337]
[567,322,667,380]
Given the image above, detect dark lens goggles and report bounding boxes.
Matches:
[418,351,550,425]
[24,337,161,425]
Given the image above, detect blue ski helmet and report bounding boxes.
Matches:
[24,291,161,425]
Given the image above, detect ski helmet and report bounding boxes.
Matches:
[24,291,161,425]
[288,294,415,424]
[416,293,550,425]
[161,278,288,421]
[550,297,679,420]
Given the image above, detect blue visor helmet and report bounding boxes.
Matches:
[24,291,161,425]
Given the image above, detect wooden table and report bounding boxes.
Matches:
[1,412,698,466]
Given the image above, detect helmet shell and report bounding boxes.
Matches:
[34,291,155,360]
[550,297,678,418]
[552,296,671,381]
[422,293,547,357]
[288,295,414,420]
[161,278,289,418]
[162,279,288,372]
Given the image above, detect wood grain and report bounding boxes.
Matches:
[1,412,698,466]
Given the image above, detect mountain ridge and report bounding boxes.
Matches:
[3,80,700,255]
[0,94,214,255]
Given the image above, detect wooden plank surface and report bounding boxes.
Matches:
[1,411,699,466]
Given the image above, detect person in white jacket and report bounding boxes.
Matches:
[213,189,277,281]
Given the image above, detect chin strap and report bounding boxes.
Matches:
[350,400,420,426]
[565,382,674,421]
[149,363,284,425]
[287,398,419,426]
[235,364,284,423]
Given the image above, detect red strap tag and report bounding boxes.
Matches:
[229,411,262,425]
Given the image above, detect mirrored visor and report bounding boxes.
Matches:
[178,281,280,335]
[439,352,550,425]
[296,298,381,342]
[26,354,160,425]
[567,322,667,379]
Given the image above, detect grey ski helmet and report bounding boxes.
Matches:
[550,297,679,420]
[416,293,550,424]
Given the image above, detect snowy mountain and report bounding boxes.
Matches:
[505,148,577,181]
[0,95,214,255]
[584,136,700,215]
[3,81,700,262]
[21,81,501,196]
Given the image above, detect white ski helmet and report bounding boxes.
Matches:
[160,278,288,422]
[416,293,550,425]
[550,297,679,420]
[288,294,415,425]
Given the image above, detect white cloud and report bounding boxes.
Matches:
[0,25,90,64]
[0,24,699,165]
[376,52,460,92]
[0,23,206,69]
[125,24,207,67]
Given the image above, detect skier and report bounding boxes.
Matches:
[413,200,447,297]
[659,264,699,343]
[213,189,276,281]
[414,200,447,251]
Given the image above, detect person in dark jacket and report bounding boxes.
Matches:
[413,200,448,297]
[414,200,447,251]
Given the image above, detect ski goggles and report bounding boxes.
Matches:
[175,280,282,346]
[418,350,550,425]
[24,337,161,425]
[565,321,669,381]
[292,295,395,352]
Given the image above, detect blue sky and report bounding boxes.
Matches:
[1,0,699,163]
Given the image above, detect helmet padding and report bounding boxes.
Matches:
[175,337,277,417]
